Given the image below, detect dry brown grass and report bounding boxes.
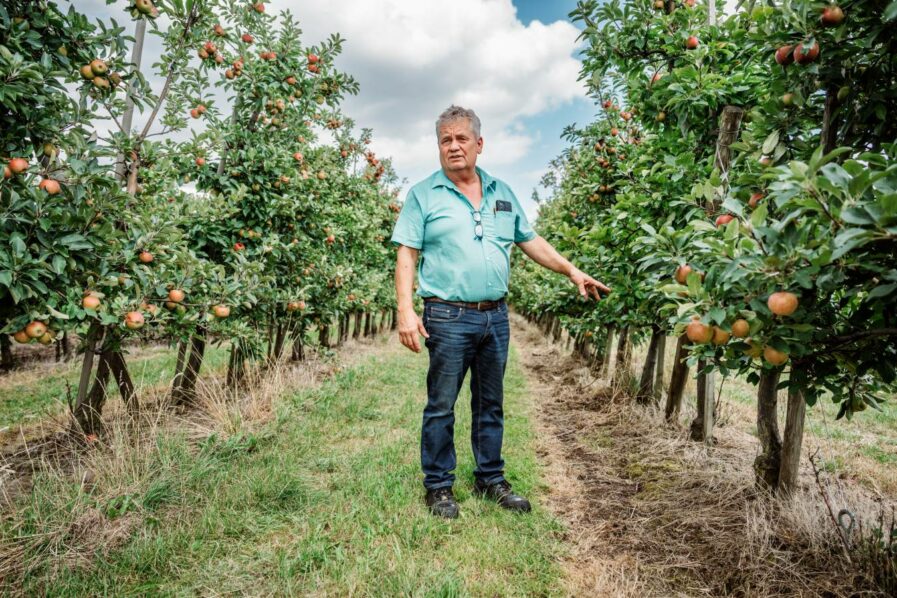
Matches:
[513,313,894,597]
[0,334,392,591]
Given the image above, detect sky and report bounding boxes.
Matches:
[73,0,599,219]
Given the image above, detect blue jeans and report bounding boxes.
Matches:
[421,300,510,490]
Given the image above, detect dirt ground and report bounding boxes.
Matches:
[511,313,893,597]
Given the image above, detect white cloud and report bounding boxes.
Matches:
[277,0,586,188]
[71,0,586,198]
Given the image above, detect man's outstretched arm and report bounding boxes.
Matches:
[516,235,611,300]
[395,245,429,353]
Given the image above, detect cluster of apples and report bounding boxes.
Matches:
[225,57,245,80]
[11,321,56,345]
[198,40,224,65]
[79,59,122,92]
[678,264,799,365]
[307,53,320,74]
[4,157,62,195]
[774,5,843,67]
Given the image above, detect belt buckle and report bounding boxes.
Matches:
[476,301,484,311]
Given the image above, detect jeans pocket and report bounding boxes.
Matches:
[427,303,463,322]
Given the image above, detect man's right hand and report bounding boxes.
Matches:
[398,307,429,353]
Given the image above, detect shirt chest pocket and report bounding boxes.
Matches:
[493,212,515,242]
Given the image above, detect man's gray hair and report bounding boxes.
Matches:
[435,105,481,139]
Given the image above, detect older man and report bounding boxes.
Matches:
[392,105,609,518]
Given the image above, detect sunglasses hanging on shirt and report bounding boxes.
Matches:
[472,210,483,241]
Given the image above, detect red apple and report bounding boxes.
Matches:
[38,179,61,195]
[775,45,794,66]
[793,41,820,65]
[241,33,254,43]
[25,321,47,339]
[715,214,735,227]
[124,311,145,329]
[8,157,29,174]
[168,289,185,303]
[820,5,844,26]
[81,295,100,309]
[685,36,699,50]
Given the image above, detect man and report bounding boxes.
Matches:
[392,105,609,519]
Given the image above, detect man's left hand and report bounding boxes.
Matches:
[569,268,611,301]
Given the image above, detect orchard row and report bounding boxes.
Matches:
[511,0,897,494]
[0,0,399,432]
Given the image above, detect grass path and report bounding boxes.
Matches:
[29,339,564,596]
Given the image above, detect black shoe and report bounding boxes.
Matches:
[473,479,532,513]
[425,487,460,519]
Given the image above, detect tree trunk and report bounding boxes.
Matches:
[390,308,397,331]
[664,334,689,422]
[319,324,331,348]
[600,325,615,376]
[689,361,715,443]
[115,18,146,181]
[109,351,138,412]
[61,331,72,361]
[171,340,187,395]
[653,335,666,401]
[364,313,373,337]
[337,314,346,346]
[227,342,245,387]
[273,324,287,360]
[779,369,807,496]
[291,324,305,361]
[74,347,112,435]
[174,331,206,405]
[353,312,363,340]
[72,323,102,422]
[0,334,12,370]
[821,87,839,154]
[754,368,783,491]
[712,106,745,199]
[636,328,662,403]
[612,326,631,386]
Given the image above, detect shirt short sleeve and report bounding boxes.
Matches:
[391,189,424,249]
[509,189,537,243]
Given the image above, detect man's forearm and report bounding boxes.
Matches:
[517,236,575,275]
[395,245,419,311]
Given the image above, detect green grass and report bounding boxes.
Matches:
[12,342,564,596]
[0,343,231,429]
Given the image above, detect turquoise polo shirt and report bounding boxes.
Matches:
[391,166,537,302]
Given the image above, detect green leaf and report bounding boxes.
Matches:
[868,283,897,299]
[761,130,780,155]
[51,255,66,274]
[886,0,897,21]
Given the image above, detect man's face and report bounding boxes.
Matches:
[438,119,483,173]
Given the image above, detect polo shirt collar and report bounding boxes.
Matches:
[431,166,497,193]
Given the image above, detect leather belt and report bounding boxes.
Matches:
[424,296,505,311]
